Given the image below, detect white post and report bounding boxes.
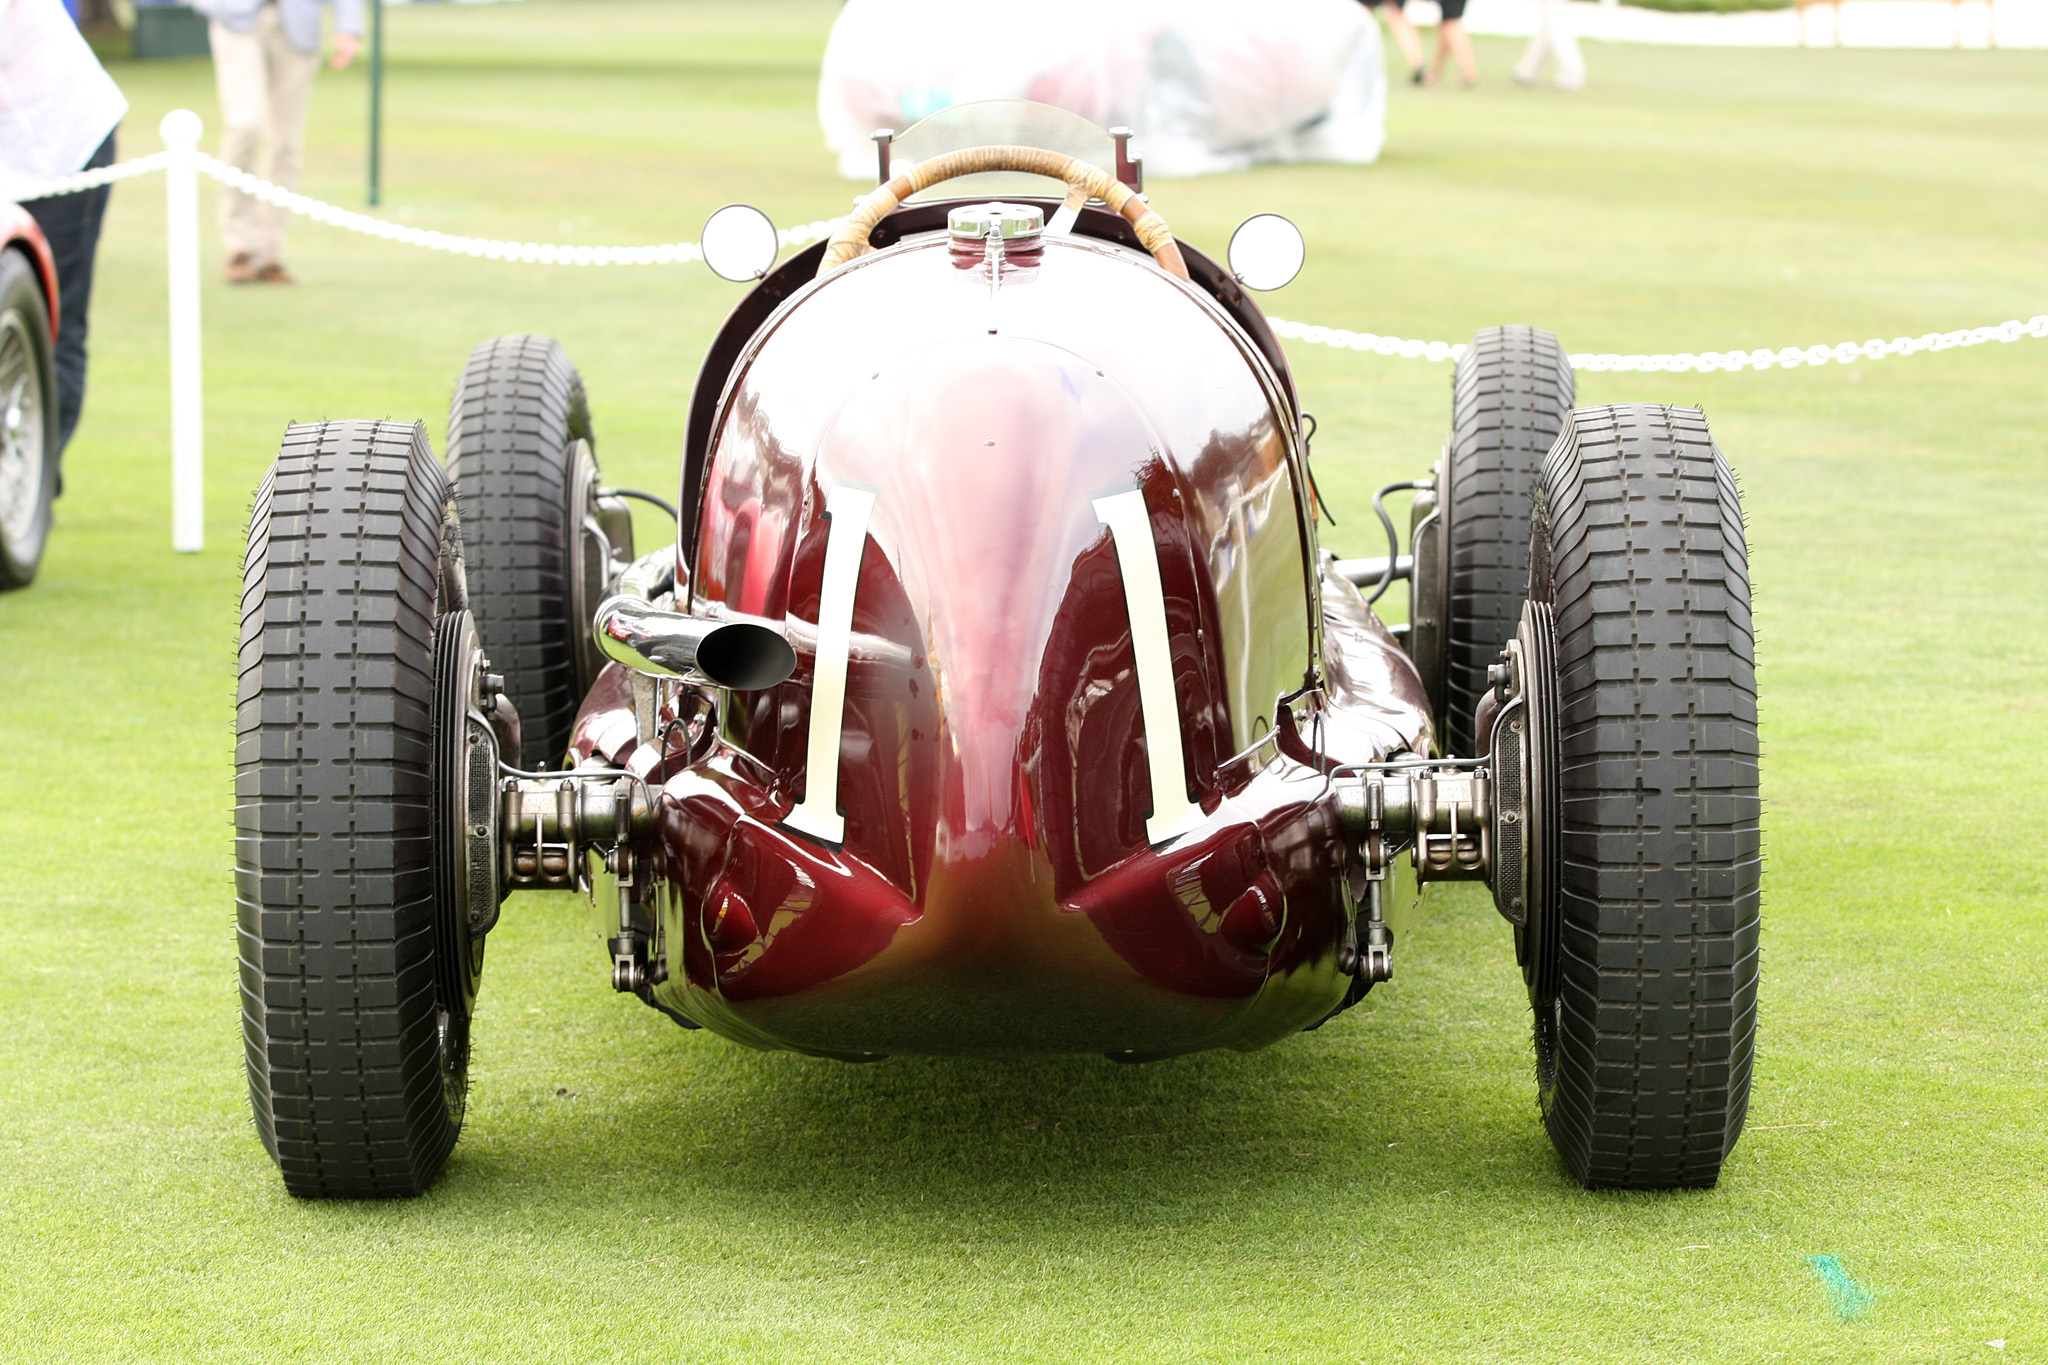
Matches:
[161,109,205,554]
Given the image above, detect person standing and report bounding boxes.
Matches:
[0,0,127,468]
[1427,0,1479,87]
[192,0,362,283]
[1515,0,1587,90]
[1357,0,1427,85]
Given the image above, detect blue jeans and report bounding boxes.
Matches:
[24,129,116,479]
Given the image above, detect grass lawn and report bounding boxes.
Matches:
[3,2,2045,1359]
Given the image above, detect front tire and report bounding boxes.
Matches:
[236,420,482,1197]
[1528,404,1760,1189]
[0,248,58,589]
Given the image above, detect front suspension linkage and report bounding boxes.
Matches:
[499,766,663,991]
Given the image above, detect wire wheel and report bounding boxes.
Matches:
[0,250,56,588]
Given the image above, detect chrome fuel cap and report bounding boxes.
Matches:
[948,202,1046,244]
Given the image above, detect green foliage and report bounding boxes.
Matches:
[2,3,2044,1359]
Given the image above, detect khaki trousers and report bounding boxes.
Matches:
[1514,0,1587,90]
[210,4,320,264]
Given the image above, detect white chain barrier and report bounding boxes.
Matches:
[8,111,2042,548]
[1264,315,2048,372]
[11,146,839,261]
[18,140,2041,372]
[190,152,842,264]
[5,150,172,199]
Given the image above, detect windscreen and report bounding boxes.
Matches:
[889,100,1117,202]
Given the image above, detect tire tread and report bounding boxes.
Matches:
[1445,325,1575,754]
[1536,403,1761,1189]
[443,335,590,768]
[235,419,458,1198]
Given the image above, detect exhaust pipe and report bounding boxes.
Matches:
[592,550,796,691]
[1335,554,1413,588]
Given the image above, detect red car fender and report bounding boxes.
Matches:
[2,202,61,336]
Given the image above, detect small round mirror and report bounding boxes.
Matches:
[1227,214,1306,292]
[701,204,780,283]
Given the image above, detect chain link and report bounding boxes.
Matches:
[10,153,2044,369]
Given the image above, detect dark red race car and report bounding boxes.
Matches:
[235,104,1759,1199]
[0,202,60,589]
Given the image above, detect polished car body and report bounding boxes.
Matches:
[569,203,1429,1060]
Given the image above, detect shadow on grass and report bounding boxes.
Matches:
[432,998,1571,1240]
[250,889,1612,1242]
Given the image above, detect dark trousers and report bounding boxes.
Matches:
[24,129,116,474]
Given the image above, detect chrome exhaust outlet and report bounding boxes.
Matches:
[592,549,796,691]
[594,598,795,690]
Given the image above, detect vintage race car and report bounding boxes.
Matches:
[235,104,1759,1198]
[1,202,60,590]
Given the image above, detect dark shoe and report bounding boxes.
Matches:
[1410,66,1426,84]
[225,252,259,283]
[252,262,295,284]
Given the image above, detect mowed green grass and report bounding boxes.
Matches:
[2,3,2045,1359]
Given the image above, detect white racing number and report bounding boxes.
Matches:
[1091,488,1203,847]
[783,483,878,844]
[784,482,1197,848]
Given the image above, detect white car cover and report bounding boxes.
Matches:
[818,0,1386,180]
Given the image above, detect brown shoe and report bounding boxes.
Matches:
[225,252,259,283]
[252,262,295,284]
